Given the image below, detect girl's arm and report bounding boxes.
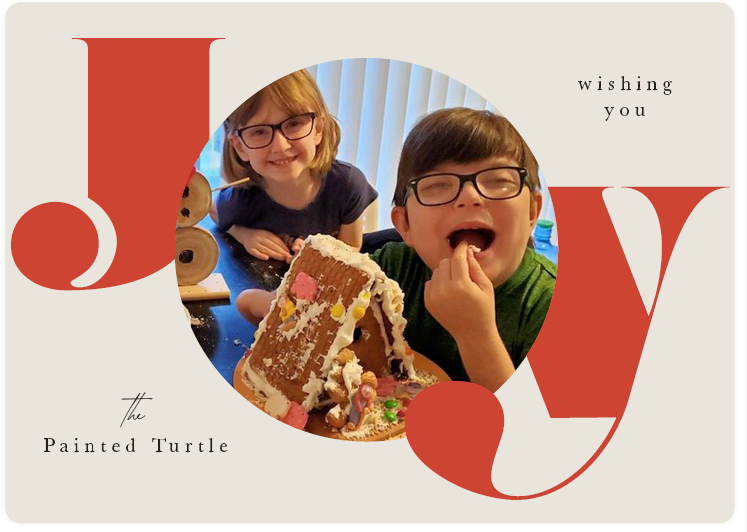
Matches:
[338,215,364,251]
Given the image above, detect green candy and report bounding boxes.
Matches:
[384,411,397,422]
[384,400,398,409]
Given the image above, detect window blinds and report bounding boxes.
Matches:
[198,58,554,233]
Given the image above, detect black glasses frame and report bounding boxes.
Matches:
[405,166,528,206]
[235,112,316,149]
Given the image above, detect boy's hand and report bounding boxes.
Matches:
[229,226,292,262]
[425,241,515,391]
[424,241,496,345]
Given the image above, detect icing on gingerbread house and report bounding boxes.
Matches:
[243,234,414,423]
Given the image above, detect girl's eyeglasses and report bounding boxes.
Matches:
[235,112,316,149]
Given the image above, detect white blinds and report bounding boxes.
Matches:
[199,58,554,232]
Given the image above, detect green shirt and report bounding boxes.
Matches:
[369,243,556,381]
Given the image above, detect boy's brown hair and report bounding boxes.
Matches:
[222,69,341,186]
[393,108,540,207]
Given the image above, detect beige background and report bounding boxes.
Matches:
[5,2,735,522]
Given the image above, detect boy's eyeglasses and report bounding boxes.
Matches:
[405,167,528,206]
[235,112,316,149]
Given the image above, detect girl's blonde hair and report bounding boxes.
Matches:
[222,69,341,186]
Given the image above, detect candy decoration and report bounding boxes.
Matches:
[291,272,318,301]
[384,411,397,423]
[280,401,308,430]
[353,305,366,320]
[402,397,412,407]
[384,400,398,409]
[361,291,371,301]
[376,377,398,397]
[405,382,422,395]
[331,303,345,320]
[397,409,406,419]
[265,394,291,419]
[280,299,296,321]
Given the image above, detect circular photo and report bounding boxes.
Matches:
[177,59,557,441]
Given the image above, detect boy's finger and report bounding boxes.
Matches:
[451,241,470,281]
[467,248,493,291]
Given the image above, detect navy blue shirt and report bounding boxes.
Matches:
[215,160,377,242]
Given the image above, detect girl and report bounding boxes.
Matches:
[212,68,377,262]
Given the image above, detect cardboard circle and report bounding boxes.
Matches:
[177,171,211,227]
[175,226,219,286]
[233,352,450,441]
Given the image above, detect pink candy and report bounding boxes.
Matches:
[291,272,318,301]
[280,401,308,431]
[376,377,398,397]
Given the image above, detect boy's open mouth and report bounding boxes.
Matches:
[447,228,496,251]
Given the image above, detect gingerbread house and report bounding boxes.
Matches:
[242,234,414,426]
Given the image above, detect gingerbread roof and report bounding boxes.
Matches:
[243,235,412,410]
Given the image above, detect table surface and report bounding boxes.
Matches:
[184,177,289,384]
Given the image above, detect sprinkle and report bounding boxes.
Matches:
[331,303,345,320]
[280,300,296,321]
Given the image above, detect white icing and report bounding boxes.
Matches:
[243,363,284,401]
[301,371,325,410]
[317,280,377,379]
[341,358,363,396]
[280,301,328,341]
[327,404,344,422]
[307,234,385,279]
[264,393,290,419]
[290,342,317,381]
[324,379,342,394]
[370,300,392,358]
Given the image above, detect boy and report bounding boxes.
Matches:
[371,108,556,391]
[239,108,556,392]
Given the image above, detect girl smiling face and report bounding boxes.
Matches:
[229,97,324,188]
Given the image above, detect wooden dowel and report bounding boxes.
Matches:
[211,177,252,192]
